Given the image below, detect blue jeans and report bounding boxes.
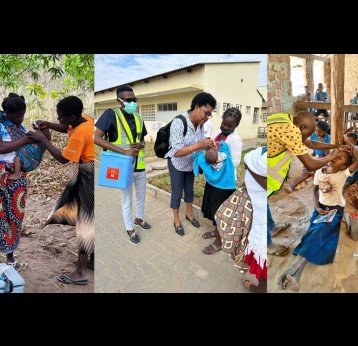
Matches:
[267,203,276,245]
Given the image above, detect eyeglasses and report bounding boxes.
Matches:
[118,97,138,103]
[201,106,213,119]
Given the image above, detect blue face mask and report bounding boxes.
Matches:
[123,102,137,114]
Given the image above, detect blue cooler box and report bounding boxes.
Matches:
[0,263,25,293]
[98,151,134,189]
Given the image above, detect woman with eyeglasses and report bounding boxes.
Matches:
[200,107,243,255]
[165,92,216,237]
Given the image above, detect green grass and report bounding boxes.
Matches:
[148,147,257,207]
[95,141,156,160]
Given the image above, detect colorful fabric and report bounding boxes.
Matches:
[45,161,94,254]
[0,163,27,254]
[0,111,44,172]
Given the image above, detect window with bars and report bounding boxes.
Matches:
[261,112,267,123]
[223,103,231,112]
[141,104,155,121]
[158,102,177,111]
[253,107,260,124]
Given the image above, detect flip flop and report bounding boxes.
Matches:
[202,231,216,239]
[271,222,291,237]
[268,245,290,257]
[56,274,88,286]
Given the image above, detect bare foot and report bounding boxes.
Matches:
[8,173,20,180]
[282,183,293,194]
[276,273,300,292]
[271,222,291,237]
[243,278,267,293]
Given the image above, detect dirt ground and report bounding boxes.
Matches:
[1,154,94,293]
[268,155,358,293]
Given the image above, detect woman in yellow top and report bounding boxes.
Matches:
[27,96,94,286]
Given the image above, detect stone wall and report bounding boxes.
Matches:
[267,54,296,115]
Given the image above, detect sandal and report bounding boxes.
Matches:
[271,222,291,237]
[202,231,216,239]
[6,261,22,272]
[202,242,221,255]
[268,245,290,257]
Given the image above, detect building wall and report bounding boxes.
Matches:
[138,91,200,142]
[95,62,267,141]
[344,54,358,104]
[203,62,266,139]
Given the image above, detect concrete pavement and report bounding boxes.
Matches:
[95,137,266,293]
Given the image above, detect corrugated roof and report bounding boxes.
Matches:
[95,61,261,94]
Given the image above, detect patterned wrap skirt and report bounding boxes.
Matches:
[0,162,27,254]
[46,161,94,254]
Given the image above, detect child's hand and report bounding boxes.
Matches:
[315,206,329,215]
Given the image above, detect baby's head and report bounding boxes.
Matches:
[205,147,218,164]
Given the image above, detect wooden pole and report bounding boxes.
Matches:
[324,60,331,99]
[330,54,345,144]
[304,59,314,95]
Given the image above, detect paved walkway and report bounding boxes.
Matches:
[95,138,266,293]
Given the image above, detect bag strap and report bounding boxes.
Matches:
[245,164,267,191]
[175,114,188,137]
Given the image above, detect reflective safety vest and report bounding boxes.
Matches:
[267,113,294,197]
[110,108,145,170]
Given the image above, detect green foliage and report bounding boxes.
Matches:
[0,54,94,91]
[0,54,94,126]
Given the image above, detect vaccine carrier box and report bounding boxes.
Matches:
[98,151,134,189]
[0,263,25,293]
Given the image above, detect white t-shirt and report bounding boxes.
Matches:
[203,120,213,138]
[314,168,352,207]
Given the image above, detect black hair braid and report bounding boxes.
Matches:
[222,107,242,127]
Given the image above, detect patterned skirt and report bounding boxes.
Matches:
[0,162,27,254]
[46,161,94,254]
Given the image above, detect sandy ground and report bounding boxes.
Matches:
[1,155,94,293]
[268,155,358,293]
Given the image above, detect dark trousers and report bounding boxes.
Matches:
[168,158,194,209]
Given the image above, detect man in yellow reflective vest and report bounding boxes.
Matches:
[95,85,151,245]
[268,111,340,256]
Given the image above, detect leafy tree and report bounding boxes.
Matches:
[0,54,94,91]
[0,54,94,124]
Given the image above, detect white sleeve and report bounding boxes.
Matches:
[228,134,242,168]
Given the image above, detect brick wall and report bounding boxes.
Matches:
[267,54,296,115]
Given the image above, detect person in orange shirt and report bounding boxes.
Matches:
[27,96,94,285]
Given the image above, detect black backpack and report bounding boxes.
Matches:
[154,114,187,158]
